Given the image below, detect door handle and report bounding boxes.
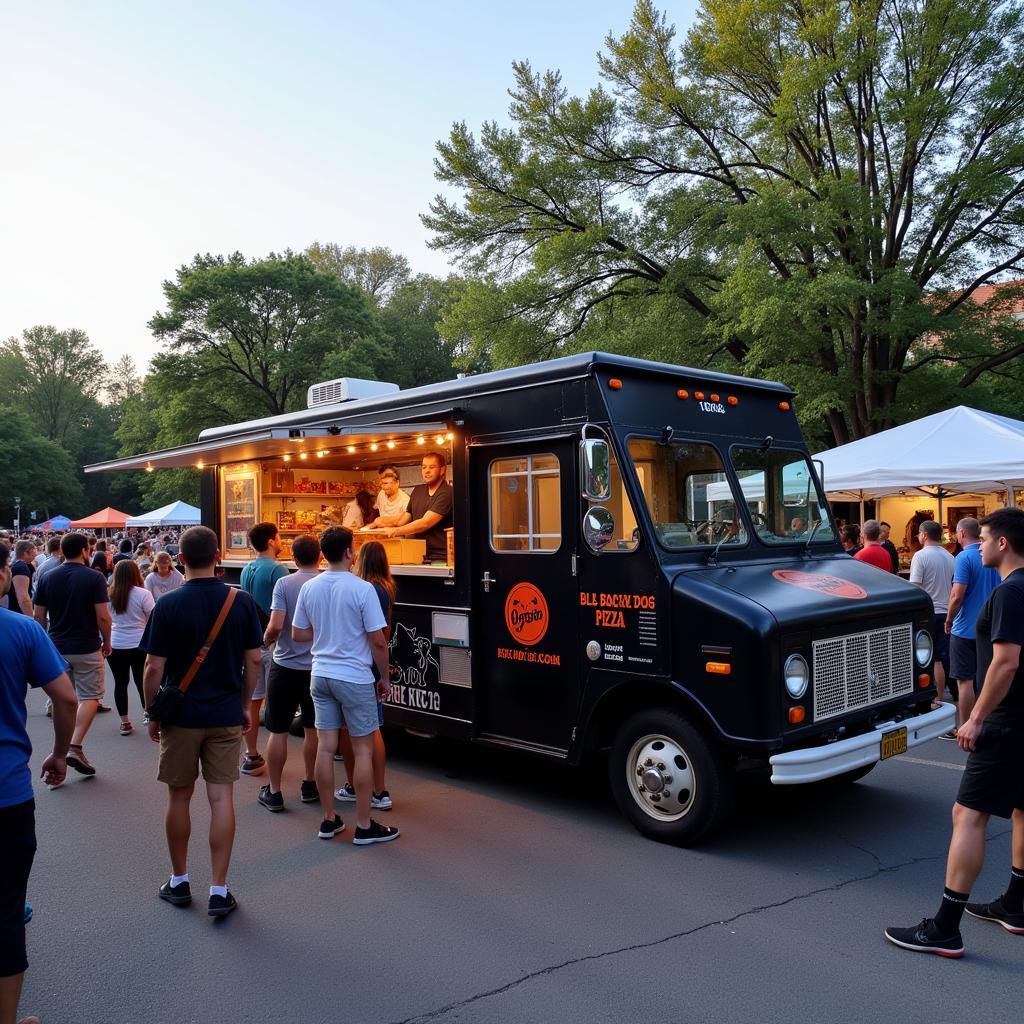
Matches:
[481,571,493,593]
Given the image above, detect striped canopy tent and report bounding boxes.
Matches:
[68,507,132,535]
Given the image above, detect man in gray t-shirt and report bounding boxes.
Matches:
[909,520,956,720]
[258,535,321,813]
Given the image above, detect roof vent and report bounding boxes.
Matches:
[307,377,399,408]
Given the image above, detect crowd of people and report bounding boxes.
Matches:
[1,520,400,1024]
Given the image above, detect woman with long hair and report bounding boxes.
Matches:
[107,559,155,734]
[335,540,395,810]
[144,550,184,600]
[342,489,378,530]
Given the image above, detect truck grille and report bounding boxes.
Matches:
[812,624,914,722]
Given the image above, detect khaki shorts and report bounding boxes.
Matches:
[65,651,105,701]
[158,725,242,787]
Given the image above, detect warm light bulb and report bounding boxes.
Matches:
[146,465,153,473]
[347,446,355,454]
[299,452,308,460]
[446,432,454,441]
[196,461,204,469]
[316,451,324,458]
[283,454,291,462]
[417,437,425,445]
[370,443,379,452]
[387,440,396,449]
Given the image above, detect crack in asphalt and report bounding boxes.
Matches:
[389,828,1013,1024]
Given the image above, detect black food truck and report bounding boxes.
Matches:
[88,353,955,844]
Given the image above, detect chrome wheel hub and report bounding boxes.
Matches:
[626,734,696,822]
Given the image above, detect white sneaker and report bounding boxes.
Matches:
[372,790,392,811]
[334,784,356,801]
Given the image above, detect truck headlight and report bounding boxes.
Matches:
[784,654,809,699]
[915,629,933,667]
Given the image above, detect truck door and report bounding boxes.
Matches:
[471,438,579,752]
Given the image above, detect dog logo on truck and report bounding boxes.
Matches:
[505,582,549,646]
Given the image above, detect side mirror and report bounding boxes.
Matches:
[581,439,611,501]
[583,506,615,552]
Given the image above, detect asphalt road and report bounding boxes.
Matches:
[18,677,1023,1024]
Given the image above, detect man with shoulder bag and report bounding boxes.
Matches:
[141,527,263,918]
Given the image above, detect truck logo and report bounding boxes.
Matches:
[504,582,549,646]
[771,569,868,600]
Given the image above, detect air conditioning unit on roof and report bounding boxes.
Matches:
[307,377,399,408]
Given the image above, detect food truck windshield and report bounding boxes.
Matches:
[622,437,837,551]
[220,430,456,570]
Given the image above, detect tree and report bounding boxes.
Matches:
[306,243,411,306]
[149,251,385,417]
[425,0,1024,443]
[0,326,107,442]
[0,406,83,525]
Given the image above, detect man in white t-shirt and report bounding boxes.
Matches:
[910,519,956,729]
[292,526,399,847]
[370,464,410,527]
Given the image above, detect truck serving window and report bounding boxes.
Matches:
[489,454,561,553]
[730,447,836,544]
[626,438,747,549]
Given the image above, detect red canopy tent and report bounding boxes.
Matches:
[68,507,132,533]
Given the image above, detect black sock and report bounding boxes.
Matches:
[1002,866,1024,913]
[934,887,969,934]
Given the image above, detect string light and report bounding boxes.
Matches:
[283,454,291,462]
[417,437,425,445]
[370,442,379,452]
[316,451,324,458]
[435,435,444,445]
[386,440,396,449]
[347,446,355,454]
[446,432,454,441]
[196,461,204,469]
[299,452,308,460]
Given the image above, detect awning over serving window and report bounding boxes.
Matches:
[84,422,452,474]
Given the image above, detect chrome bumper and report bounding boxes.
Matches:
[769,702,956,785]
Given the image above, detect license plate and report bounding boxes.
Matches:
[881,726,908,760]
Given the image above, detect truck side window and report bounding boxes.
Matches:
[627,438,747,549]
[490,454,561,552]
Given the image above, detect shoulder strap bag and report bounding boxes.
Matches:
[147,588,237,723]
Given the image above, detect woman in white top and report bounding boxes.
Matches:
[108,559,156,734]
[145,551,184,600]
[341,490,378,530]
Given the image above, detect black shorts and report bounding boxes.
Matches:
[956,716,1024,819]
[264,662,314,733]
[0,799,36,977]
[932,615,950,677]
[949,634,977,682]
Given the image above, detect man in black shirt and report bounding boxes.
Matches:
[7,539,37,614]
[383,451,453,563]
[886,508,1024,957]
[879,521,900,572]
[141,526,262,917]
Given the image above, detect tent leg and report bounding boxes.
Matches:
[858,492,864,525]
[937,488,944,531]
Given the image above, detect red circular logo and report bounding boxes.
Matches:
[504,582,549,646]
[772,569,868,600]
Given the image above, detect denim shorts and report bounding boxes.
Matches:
[310,675,379,737]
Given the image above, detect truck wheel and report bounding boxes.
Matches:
[609,708,735,845]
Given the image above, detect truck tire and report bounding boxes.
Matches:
[609,708,735,845]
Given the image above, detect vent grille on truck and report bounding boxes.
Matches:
[812,624,914,722]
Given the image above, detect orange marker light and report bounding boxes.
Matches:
[918,674,931,688]
[710,393,720,403]
[788,706,806,724]
[676,389,689,400]
[727,395,738,406]
[694,390,705,400]
[608,378,623,391]
[705,661,731,675]
[779,401,791,412]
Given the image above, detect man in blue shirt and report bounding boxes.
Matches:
[0,541,77,1024]
[238,522,288,777]
[946,517,1002,724]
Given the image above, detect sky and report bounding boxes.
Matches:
[1,1,699,370]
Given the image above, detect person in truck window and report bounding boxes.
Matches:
[854,520,893,572]
[341,490,377,530]
[841,523,862,556]
[381,452,453,563]
[369,465,410,528]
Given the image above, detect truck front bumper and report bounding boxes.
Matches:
[769,702,956,785]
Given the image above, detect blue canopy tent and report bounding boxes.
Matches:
[31,514,72,532]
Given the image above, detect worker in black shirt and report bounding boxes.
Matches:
[381,452,453,563]
[885,507,1024,957]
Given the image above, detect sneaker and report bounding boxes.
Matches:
[334,783,356,802]
[159,879,192,907]
[66,747,96,776]
[939,729,958,741]
[300,780,319,803]
[353,819,400,846]
[258,785,284,812]
[884,918,964,957]
[119,721,133,736]
[96,703,113,714]
[45,703,53,718]
[965,897,1024,934]
[318,814,345,840]
[372,790,393,811]
[240,753,266,776]
[142,711,150,724]
[207,891,238,918]
[333,752,345,762]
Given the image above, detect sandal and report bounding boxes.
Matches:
[120,721,134,735]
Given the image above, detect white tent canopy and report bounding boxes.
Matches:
[814,406,1024,500]
[125,500,201,528]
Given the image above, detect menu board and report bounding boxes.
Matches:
[222,465,260,555]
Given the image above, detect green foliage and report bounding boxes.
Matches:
[425,0,1024,443]
[305,243,412,306]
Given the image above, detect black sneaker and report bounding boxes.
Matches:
[159,879,192,907]
[300,780,319,803]
[884,918,964,957]
[939,729,958,741]
[207,891,238,918]
[353,819,400,845]
[317,814,345,839]
[258,785,284,812]
[372,790,393,811]
[965,897,1024,934]
[240,753,266,776]
[334,783,356,801]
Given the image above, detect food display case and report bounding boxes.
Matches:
[221,464,261,558]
